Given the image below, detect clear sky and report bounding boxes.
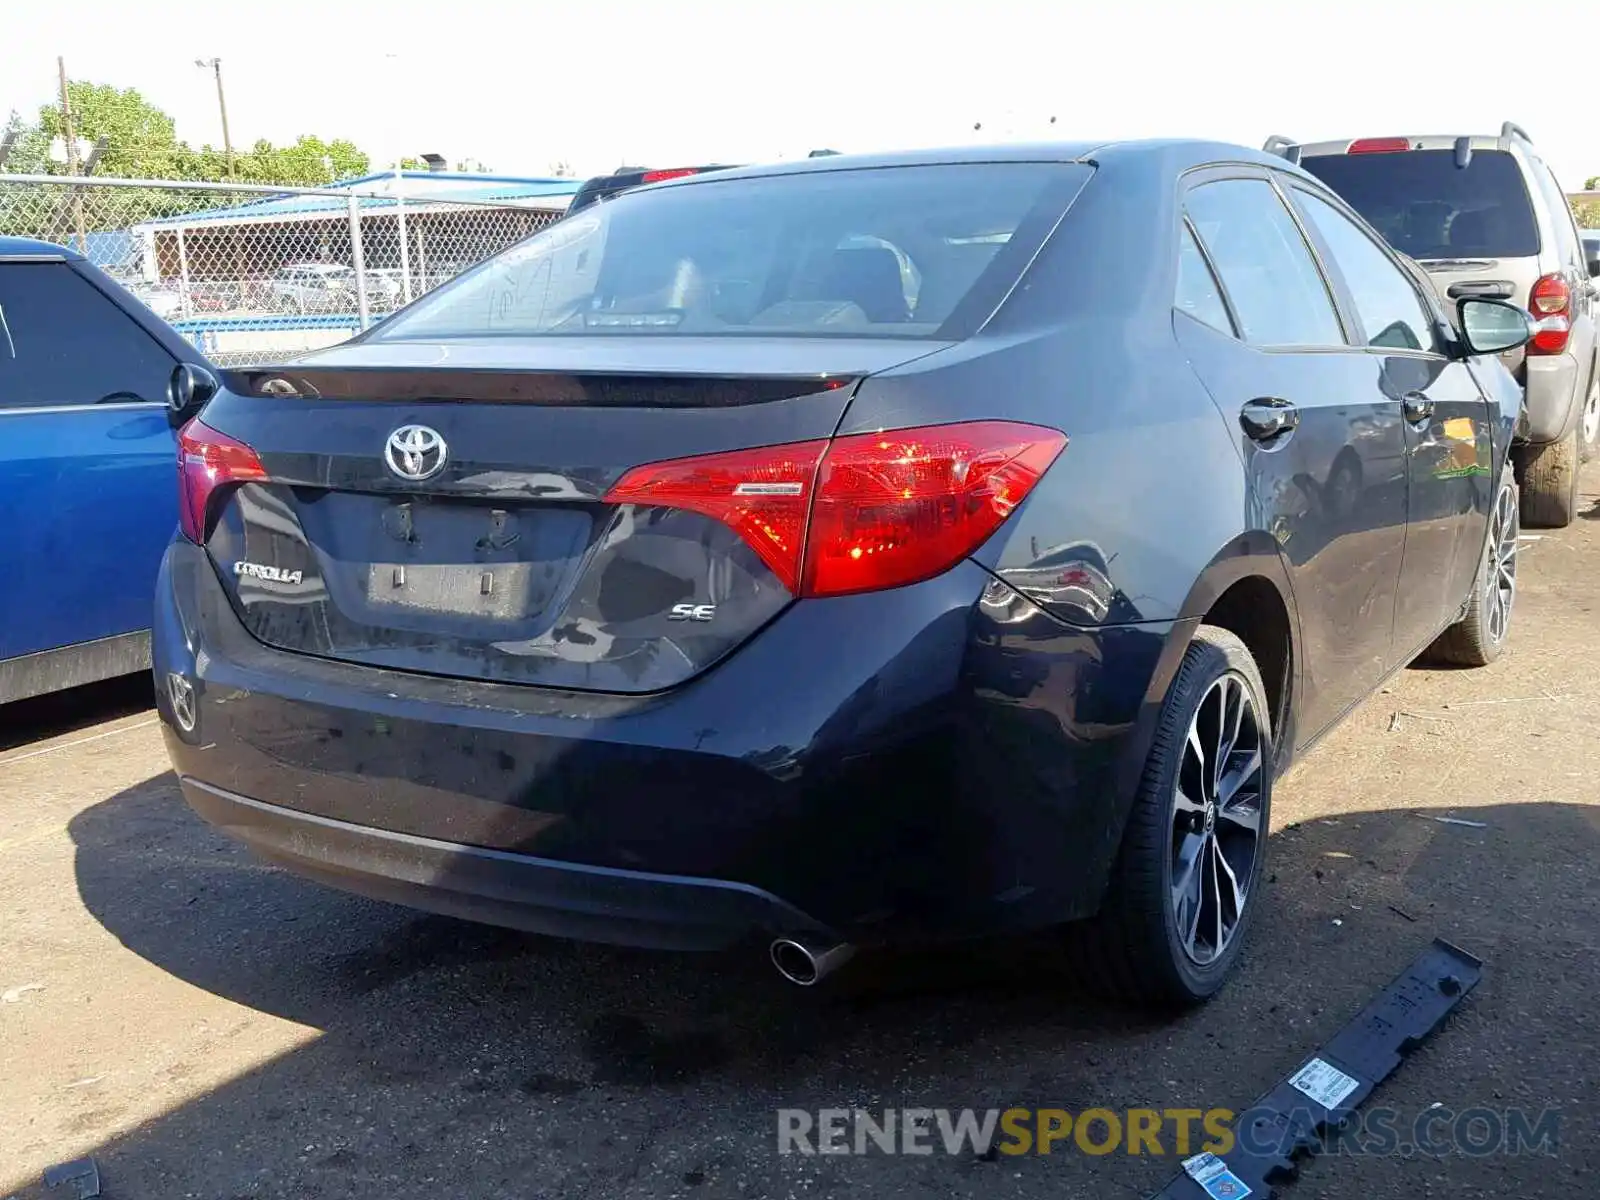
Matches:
[4,0,1596,189]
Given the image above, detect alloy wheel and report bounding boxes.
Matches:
[1169,672,1264,966]
[1582,377,1599,449]
[1485,482,1519,644]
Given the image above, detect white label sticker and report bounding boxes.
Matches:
[1289,1057,1361,1110]
[1182,1152,1252,1199]
[1182,1152,1227,1182]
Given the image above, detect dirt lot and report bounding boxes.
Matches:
[2,465,1597,1200]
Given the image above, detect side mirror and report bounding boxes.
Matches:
[1587,257,1600,279]
[168,362,220,427]
[1456,298,1537,356]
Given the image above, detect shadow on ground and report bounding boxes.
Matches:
[34,781,1600,1198]
[0,676,153,754]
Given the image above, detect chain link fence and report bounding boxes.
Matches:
[0,174,571,365]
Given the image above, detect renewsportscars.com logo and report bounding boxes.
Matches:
[776,1106,1560,1159]
[780,1108,1232,1158]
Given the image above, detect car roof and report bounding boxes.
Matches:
[0,235,82,260]
[638,139,1307,191]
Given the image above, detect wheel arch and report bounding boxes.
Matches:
[1171,531,1302,769]
[1087,531,1304,919]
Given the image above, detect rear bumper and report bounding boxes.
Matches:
[178,775,825,950]
[1521,350,1583,443]
[155,538,1186,947]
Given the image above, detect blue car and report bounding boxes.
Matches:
[0,236,216,704]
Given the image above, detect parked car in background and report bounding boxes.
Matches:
[155,141,1533,1007]
[105,272,185,321]
[566,153,839,215]
[365,268,407,311]
[187,281,241,313]
[567,164,735,214]
[1272,124,1600,525]
[268,263,355,313]
[0,236,219,704]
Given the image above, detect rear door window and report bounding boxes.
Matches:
[0,263,175,409]
[1174,224,1235,335]
[1184,178,1346,348]
[1293,190,1436,352]
[1298,149,1539,261]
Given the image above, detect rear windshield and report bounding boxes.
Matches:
[1299,149,1539,260]
[373,163,1089,341]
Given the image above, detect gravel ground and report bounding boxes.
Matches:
[2,462,1596,1199]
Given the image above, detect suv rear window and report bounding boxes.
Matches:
[374,163,1091,341]
[1299,149,1539,261]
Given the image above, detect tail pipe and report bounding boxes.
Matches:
[769,936,856,987]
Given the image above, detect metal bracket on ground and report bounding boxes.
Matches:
[1149,938,1483,1200]
[41,1157,100,1199]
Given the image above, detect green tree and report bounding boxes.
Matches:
[1,109,50,172]
[0,80,380,242]
[35,82,185,178]
[10,82,376,186]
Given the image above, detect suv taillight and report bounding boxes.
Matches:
[603,421,1067,598]
[1346,137,1411,154]
[1528,274,1571,355]
[178,418,267,543]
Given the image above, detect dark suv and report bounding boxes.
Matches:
[1273,124,1600,526]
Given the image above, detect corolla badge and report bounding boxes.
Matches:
[385,424,448,481]
[234,561,304,585]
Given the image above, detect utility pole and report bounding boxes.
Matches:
[196,57,234,176]
[57,55,88,254]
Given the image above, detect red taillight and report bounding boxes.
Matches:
[802,423,1066,597]
[603,421,1066,599]
[1347,137,1411,154]
[1528,274,1571,354]
[642,168,699,183]
[604,439,828,593]
[178,418,266,543]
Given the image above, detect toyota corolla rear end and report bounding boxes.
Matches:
[153,153,1167,958]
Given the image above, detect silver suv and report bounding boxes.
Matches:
[1269,124,1600,526]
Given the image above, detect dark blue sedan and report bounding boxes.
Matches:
[151,141,1533,1005]
[0,236,215,704]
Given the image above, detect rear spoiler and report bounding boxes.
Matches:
[1262,135,1301,165]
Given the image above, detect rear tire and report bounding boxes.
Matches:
[1580,371,1599,464]
[1517,429,1579,528]
[1423,465,1519,668]
[1064,626,1272,1008]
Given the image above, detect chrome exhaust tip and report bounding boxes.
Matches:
[769,937,856,987]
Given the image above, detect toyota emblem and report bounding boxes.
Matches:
[384,424,448,481]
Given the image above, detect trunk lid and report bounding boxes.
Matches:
[198,337,949,693]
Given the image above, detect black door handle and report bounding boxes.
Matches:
[1445,281,1515,300]
[1402,391,1435,423]
[1240,398,1299,443]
